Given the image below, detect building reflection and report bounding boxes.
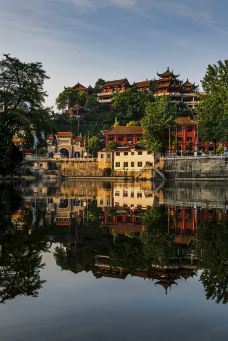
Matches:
[1,180,228,303]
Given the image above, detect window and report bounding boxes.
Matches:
[115,162,120,167]
[115,192,120,196]
[137,192,142,198]
[131,162,134,167]
[100,154,103,158]
[116,152,120,156]
[124,152,128,156]
[138,151,142,155]
[123,162,128,168]
[131,152,135,155]
[123,191,128,197]
[131,192,134,198]
[107,153,110,158]
[137,162,143,167]
[147,151,152,154]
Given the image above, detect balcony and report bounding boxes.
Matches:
[97,98,112,103]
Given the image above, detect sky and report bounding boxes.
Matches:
[0,0,227,108]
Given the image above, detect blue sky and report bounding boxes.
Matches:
[0,0,227,108]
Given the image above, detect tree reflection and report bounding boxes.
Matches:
[196,218,228,304]
[0,183,48,303]
[141,208,174,267]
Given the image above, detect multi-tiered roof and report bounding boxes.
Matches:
[156,67,181,95]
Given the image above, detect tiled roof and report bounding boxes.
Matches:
[157,67,179,79]
[103,79,129,87]
[134,80,151,88]
[56,132,73,136]
[72,82,87,90]
[104,126,143,135]
[175,117,197,126]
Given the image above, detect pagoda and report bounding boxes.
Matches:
[155,67,182,99]
[181,79,200,110]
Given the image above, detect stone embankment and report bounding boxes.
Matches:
[159,156,228,180]
[24,156,228,180]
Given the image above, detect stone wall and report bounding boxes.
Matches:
[58,160,103,177]
[162,156,228,179]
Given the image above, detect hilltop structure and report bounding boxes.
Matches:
[97,78,130,104]
[155,67,200,110]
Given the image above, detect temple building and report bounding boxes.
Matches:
[133,80,153,92]
[65,104,84,118]
[47,132,86,158]
[174,117,197,153]
[155,67,182,98]
[181,79,200,110]
[102,125,143,146]
[97,79,130,104]
[155,67,200,110]
[72,82,87,93]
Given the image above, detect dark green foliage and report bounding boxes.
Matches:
[196,218,228,304]
[0,54,52,175]
[56,87,86,110]
[94,78,106,93]
[198,60,228,142]
[112,88,154,122]
[141,96,178,153]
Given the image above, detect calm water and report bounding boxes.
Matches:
[0,180,228,341]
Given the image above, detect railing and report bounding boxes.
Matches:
[25,156,97,162]
[162,155,228,160]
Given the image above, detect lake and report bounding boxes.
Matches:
[0,179,228,341]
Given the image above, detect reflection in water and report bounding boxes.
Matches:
[0,180,228,305]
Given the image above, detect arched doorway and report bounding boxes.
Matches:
[74,151,81,158]
[59,148,69,158]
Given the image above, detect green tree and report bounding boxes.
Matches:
[84,94,99,112]
[198,60,228,143]
[56,87,86,111]
[141,96,178,154]
[112,88,154,121]
[0,54,52,175]
[126,121,139,126]
[94,78,106,93]
[106,141,117,150]
[88,136,100,156]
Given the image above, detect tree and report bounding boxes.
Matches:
[112,88,154,121]
[126,121,139,126]
[88,136,100,156]
[0,54,52,175]
[106,141,117,150]
[56,87,86,111]
[113,88,154,121]
[84,94,99,112]
[198,60,228,143]
[141,96,178,154]
[94,78,106,93]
